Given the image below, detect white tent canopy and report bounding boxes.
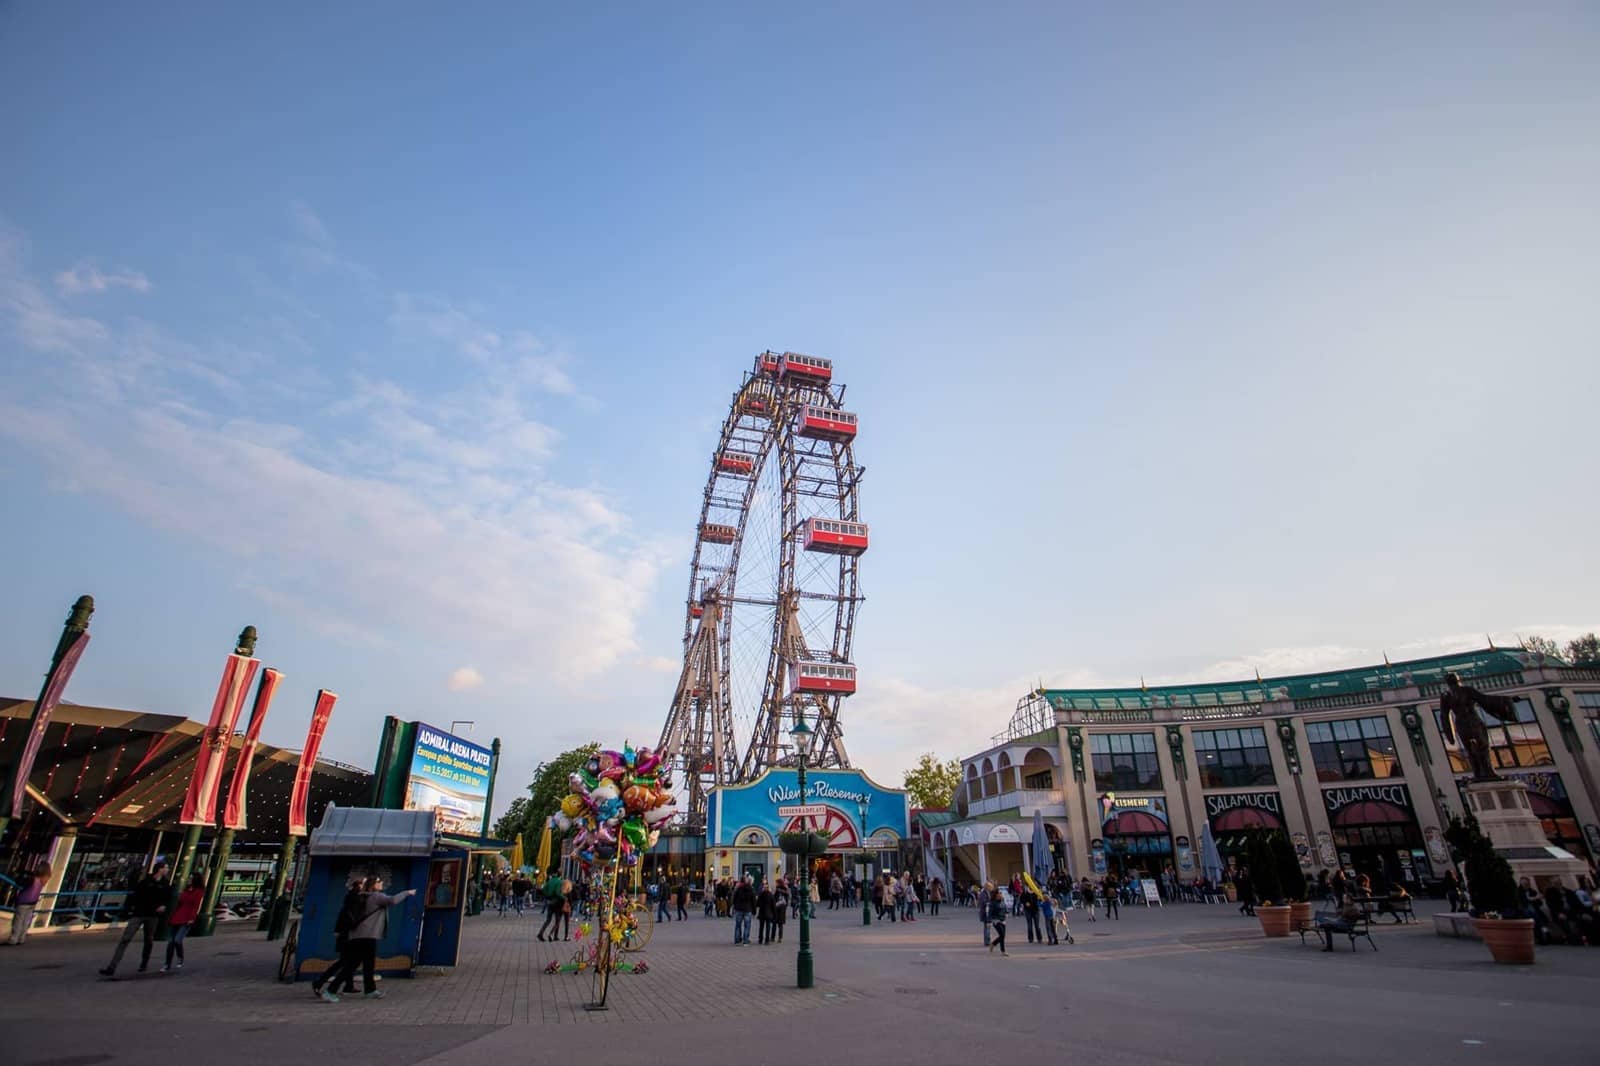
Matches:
[309,804,437,857]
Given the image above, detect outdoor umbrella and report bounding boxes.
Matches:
[1031,809,1054,886]
[510,833,525,873]
[535,820,553,874]
[1199,822,1225,884]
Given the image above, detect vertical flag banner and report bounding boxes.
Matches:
[180,654,261,825]
[7,631,90,820]
[288,689,339,837]
[222,668,283,830]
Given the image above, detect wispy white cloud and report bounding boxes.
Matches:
[283,200,375,283]
[55,260,152,296]
[447,667,485,691]
[389,293,575,395]
[0,216,664,693]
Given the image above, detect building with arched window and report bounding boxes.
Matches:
[935,647,1600,893]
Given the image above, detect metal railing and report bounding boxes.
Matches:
[0,889,128,929]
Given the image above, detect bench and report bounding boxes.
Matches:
[1298,910,1378,952]
[1364,896,1415,924]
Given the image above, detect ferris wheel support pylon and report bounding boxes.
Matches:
[657,591,738,831]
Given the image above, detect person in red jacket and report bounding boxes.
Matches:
[162,873,206,973]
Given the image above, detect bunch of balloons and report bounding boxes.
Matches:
[551,744,678,870]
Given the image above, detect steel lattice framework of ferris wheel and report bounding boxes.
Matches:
[656,351,867,829]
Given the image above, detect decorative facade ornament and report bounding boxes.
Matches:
[1165,725,1188,780]
[1066,727,1086,782]
[1274,717,1302,776]
[1398,704,1430,761]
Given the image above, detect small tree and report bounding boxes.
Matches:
[1272,831,1308,903]
[902,753,962,809]
[1245,829,1282,905]
[1566,633,1600,666]
[1519,635,1565,663]
[1445,813,1519,917]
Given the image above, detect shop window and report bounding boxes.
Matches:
[1193,726,1275,788]
[1090,732,1162,792]
[1576,692,1600,748]
[1431,697,1553,774]
[1306,716,1400,782]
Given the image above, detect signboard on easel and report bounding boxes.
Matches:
[1141,880,1162,906]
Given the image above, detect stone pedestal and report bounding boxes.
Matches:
[1464,780,1589,889]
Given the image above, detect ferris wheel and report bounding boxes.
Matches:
[657,351,867,828]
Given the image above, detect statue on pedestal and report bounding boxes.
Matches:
[1437,673,1519,782]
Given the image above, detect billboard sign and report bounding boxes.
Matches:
[405,722,493,836]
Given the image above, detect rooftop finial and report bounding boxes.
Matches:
[236,625,258,656]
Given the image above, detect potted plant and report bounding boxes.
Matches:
[1246,830,1291,936]
[1445,813,1533,964]
[778,830,832,856]
[1273,832,1313,933]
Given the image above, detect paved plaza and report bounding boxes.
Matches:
[5,898,1599,1065]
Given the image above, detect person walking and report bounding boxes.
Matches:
[929,877,945,916]
[6,861,49,945]
[1080,877,1097,921]
[675,879,689,921]
[1236,868,1256,918]
[756,879,775,945]
[99,861,170,978]
[1039,887,1060,945]
[900,872,919,922]
[318,876,416,1002]
[1023,886,1043,943]
[655,877,672,923]
[536,872,562,941]
[979,880,994,946]
[313,876,365,999]
[772,877,790,943]
[914,873,928,915]
[1102,875,1121,920]
[829,872,843,910]
[987,886,1008,955]
[161,873,206,973]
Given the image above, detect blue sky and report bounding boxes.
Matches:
[3,4,1597,816]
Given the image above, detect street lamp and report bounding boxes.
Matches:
[792,712,815,989]
[857,799,871,927]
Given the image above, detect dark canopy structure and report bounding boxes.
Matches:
[0,696,370,852]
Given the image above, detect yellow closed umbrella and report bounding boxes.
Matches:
[510,833,525,873]
[535,820,553,874]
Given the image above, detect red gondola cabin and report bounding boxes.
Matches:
[754,351,781,376]
[796,405,857,442]
[789,660,857,695]
[777,351,832,383]
[717,450,755,475]
[801,517,868,556]
[689,602,704,618]
[700,523,738,545]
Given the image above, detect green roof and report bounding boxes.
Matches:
[1044,647,1530,712]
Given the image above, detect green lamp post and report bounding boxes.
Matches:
[792,711,815,989]
[858,799,871,927]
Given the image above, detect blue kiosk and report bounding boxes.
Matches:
[293,806,470,982]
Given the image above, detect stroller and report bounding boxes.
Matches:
[1055,898,1076,945]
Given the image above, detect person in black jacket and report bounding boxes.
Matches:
[730,875,756,945]
[756,880,775,945]
[99,862,170,978]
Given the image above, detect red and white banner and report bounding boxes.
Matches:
[287,689,339,837]
[179,653,260,826]
[221,668,283,830]
[7,631,90,820]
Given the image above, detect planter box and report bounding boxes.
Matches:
[1257,904,1293,937]
[1289,901,1314,931]
[778,832,831,856]
[1474,916,1535,964]
[1433,912,1480,939]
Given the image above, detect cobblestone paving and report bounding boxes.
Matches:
[7,899,1600,1066]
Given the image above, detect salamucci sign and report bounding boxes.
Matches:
[1204,791,1282,819]
[1321,782,1412,814]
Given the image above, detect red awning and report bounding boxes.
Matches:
[1105,810,1166,834]
[1211,807,1283,832]
[1331,800,1410,827]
